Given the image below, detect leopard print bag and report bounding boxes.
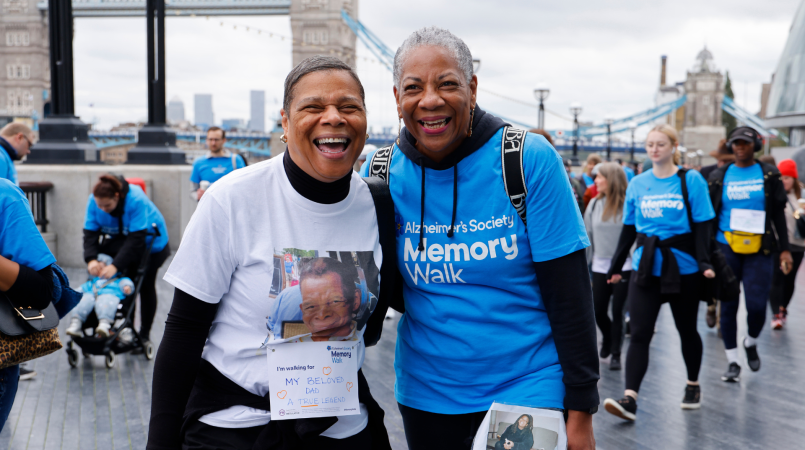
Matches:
[0,295,62,369]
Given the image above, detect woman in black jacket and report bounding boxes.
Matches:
[494,415,534,450]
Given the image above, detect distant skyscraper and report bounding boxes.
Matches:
[194,94,214,129]
[250,90,265,132]
[167,96,185,123]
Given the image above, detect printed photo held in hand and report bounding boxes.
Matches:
[263,249,379,344]
[472,402,567,450]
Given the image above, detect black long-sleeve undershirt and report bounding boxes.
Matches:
[3,265,53,310]
[533,249,600,412]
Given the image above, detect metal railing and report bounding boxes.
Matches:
[19,182,53,233]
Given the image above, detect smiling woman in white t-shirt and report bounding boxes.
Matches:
[146,56,393,450]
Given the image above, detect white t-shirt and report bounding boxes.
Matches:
[164,155,382,437]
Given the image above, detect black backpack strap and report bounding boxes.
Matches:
[367,145,394,184]
[361,176,397,347]
[677,168,694,227]
[501,126,529,225]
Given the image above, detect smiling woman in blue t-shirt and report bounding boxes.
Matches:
[707,126,792,383]
[363,27,598,450]
[83,174,169,344]
[603,125,716,421]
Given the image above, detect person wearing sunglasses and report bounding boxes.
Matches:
[0,122,35,185]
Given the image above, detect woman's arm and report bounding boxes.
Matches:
[147,288,219,450]
[111,230,148,272]
[606,225,637,279]
[0,256,53,310]
[692,220,713,272]
[772,177,791,252]
[533,249,599,412]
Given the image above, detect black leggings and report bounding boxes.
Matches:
[398,403,486,450]
[770,251,804,313]
[624,274,702,392]
[592,271,631,356]
[138,245,171,341]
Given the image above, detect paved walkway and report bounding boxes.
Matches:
[0,260,802,449]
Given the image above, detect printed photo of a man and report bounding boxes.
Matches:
[298,257,362,341]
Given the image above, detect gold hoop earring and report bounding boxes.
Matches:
[366,133,369,139]
[468,107,476,138]
[280,134,287,143]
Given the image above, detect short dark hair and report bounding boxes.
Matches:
[299,257,359,308]
[92,174,123,199]
[529,129,554,146]
[283,56,365,114]
[207,126,226,139]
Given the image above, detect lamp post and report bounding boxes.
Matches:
[604,116,614,161]
[26,0,98,164]
[628,121,637,163]
[534,83,550,130]
[569,102,582,166]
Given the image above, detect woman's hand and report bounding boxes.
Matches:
[607,274,622,284]
[703,269,715,279]
[87,260,103,277]
[566,410,595,450]
[780,251,794,275]
[99,264,118,279]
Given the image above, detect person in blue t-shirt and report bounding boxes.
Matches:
[83,174,170,345]
[0,123,35,185]
[362,28,597,450]
[616,159,635,182]
[603,125,715,421]
[191,127,246,201]
[707,126,792,383]
[0,179,58,430]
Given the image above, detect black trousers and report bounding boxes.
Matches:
[624,274,702,392]
[182,418,372,450]
[398,403,486,450]
[138,244,171,340]
[770,251,804,313]
[592,271,631,357]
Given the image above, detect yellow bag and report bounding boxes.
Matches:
[724,231,762,254]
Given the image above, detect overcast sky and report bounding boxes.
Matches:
[72,0,802,139]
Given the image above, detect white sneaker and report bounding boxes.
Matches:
[66,317,83,337]
[96,319,112,338]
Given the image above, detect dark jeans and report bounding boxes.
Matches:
[770,251,804,313]
[398,403,487,450]
[624,274,702,392]
[0,364,19,432]
[592,271,631,356]
[717,242,774,349]
[182,418,372,450]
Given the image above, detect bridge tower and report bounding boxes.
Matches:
[0,0,49,125]
[681,47,726,151]
[290,0,358,69]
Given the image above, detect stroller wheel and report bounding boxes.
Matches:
[144,341,155,360]
[105,351,116,369]
[67,349,79,368]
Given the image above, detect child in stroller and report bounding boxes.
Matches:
[66,254,133,338]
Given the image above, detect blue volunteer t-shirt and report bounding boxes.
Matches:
[624,170,715,276]
[623,166,635,182]
[365,130,589,414]
[582,172,594,187]
[84,184,169,254]
[0,179,55,271]
[190,153,245,185]
[716,164,765,244]
[0,138,18,185]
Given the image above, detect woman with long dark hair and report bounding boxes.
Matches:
[584,162,630,370]
[494,414,534,450]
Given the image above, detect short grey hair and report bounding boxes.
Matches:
[283,55,365,114]
[393,27,474,89]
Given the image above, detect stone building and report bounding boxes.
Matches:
[290,0,358,69]
[0,0,49,124]
[680,47,726,152]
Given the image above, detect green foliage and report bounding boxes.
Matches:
[722,71,737,134]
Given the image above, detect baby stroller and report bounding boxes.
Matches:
[66,224,160,369]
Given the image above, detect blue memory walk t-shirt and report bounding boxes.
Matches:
[364,130,589,414]
[624,170,715,276]
[0,137,18,185]
[190,153,246,185]
[716,163,765,244]
[84,184,169,254]
[0,179,55,271]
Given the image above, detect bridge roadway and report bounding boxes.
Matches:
[0,260,801,449]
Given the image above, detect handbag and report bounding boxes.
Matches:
[0,294,62,369]
[723,230,762,254]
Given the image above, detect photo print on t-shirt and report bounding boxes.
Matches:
[262,248,379,345]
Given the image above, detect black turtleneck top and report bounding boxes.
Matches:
[147,153,355,449]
